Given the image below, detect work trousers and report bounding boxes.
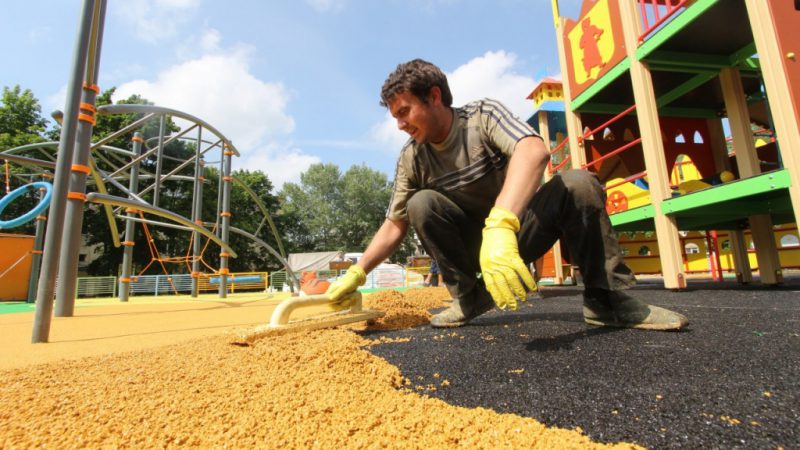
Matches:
[407,170,635,304]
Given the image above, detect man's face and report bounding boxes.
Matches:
[387,90,444,145]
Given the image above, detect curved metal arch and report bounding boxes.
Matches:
[214,222,298,292]
[231,176,288,261]
[97,104,240,157]
[86,193,237,258]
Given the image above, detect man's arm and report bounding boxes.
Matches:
[479,135,550,310]
[494,136,550,216]
[326,218,408,303]
[356,218,409,272]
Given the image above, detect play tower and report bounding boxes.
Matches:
[537,0,800,287]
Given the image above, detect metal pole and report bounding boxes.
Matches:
[26,184,48,303]
[215,156,224,237]
[119,132,143,301]
[190,127,203,297]
[32,0,98,342]
[55,0,107,317]
[152,116,166,208]
[217,145,233,298]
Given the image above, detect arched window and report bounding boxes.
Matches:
[693,130,705,144]
[780,234,799,248]
[638,246,651,256]
[623,128,635,141]
[684,243,700,254]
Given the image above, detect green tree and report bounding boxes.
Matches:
[0,85,48,150]
[339,164,391,249]
[198,167,286,273]
[0,85,50,234]
[279,162,415,264]
[280,163,342,252]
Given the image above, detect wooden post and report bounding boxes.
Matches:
[719,67,782,284]
[618,0,686,288]
[745,0,800,281]
[706,118,752,282]
[538,110,565,285]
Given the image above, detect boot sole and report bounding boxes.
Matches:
[583,317,688,331]
[430,320,468,328]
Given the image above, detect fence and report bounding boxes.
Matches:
[268,265,430,292]
[74,272,269,297]
[74,266,434,298]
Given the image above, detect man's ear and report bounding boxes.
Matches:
[428,86,442,106]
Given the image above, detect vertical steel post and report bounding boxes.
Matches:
[118,132,143,301]
[217,145,233,298]
[215,157,224,238]
[152,116,166,208]
[190,127,204,297]
[26,184,48,303]
[54,0,107,317]
[32,0,98,342]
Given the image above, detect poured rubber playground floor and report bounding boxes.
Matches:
[0,279,798,448]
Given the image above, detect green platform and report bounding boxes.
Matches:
[610,169,794,232]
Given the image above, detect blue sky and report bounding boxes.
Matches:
[1,0,581,188]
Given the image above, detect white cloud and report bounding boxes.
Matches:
[116,0,201,43]
[369,112,409,154]
[197,29,222,53]
[448,50,536,119]
[45,85,68,120]
[305,0,346,13]
[115,46,295,150]
[27,26,51,44]
[369,50,536,153]
[110,34,324,187]
[241,143,321,189]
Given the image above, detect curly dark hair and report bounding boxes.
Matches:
[379,59,453,108]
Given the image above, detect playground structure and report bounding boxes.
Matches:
[533,0,800,285]
[4,0,799,341]
[0,0,301,343]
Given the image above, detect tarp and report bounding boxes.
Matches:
[287,251,344,272]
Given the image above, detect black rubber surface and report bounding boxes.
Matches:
[363,278,800,449]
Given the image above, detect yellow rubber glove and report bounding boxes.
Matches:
[479,207,537,310]
[326,265,366,310]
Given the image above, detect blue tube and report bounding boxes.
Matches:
[209,275,264,284]
[0,181,53,230]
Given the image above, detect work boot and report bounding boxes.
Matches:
[583,289,688,331]
[431,288,495,328]
[611,263,637,290]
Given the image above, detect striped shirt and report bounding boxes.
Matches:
[387,98,540,221]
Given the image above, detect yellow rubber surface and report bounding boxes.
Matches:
[0,292,335,370]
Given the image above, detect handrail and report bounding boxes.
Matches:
[549,155,573,174]
[581,137,643,170]
[603,170,648,192]
[638,0,692,43]
[546,138,571,174]
[578,105,637,143]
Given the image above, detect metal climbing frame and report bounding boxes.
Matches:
[1,0,293,343]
